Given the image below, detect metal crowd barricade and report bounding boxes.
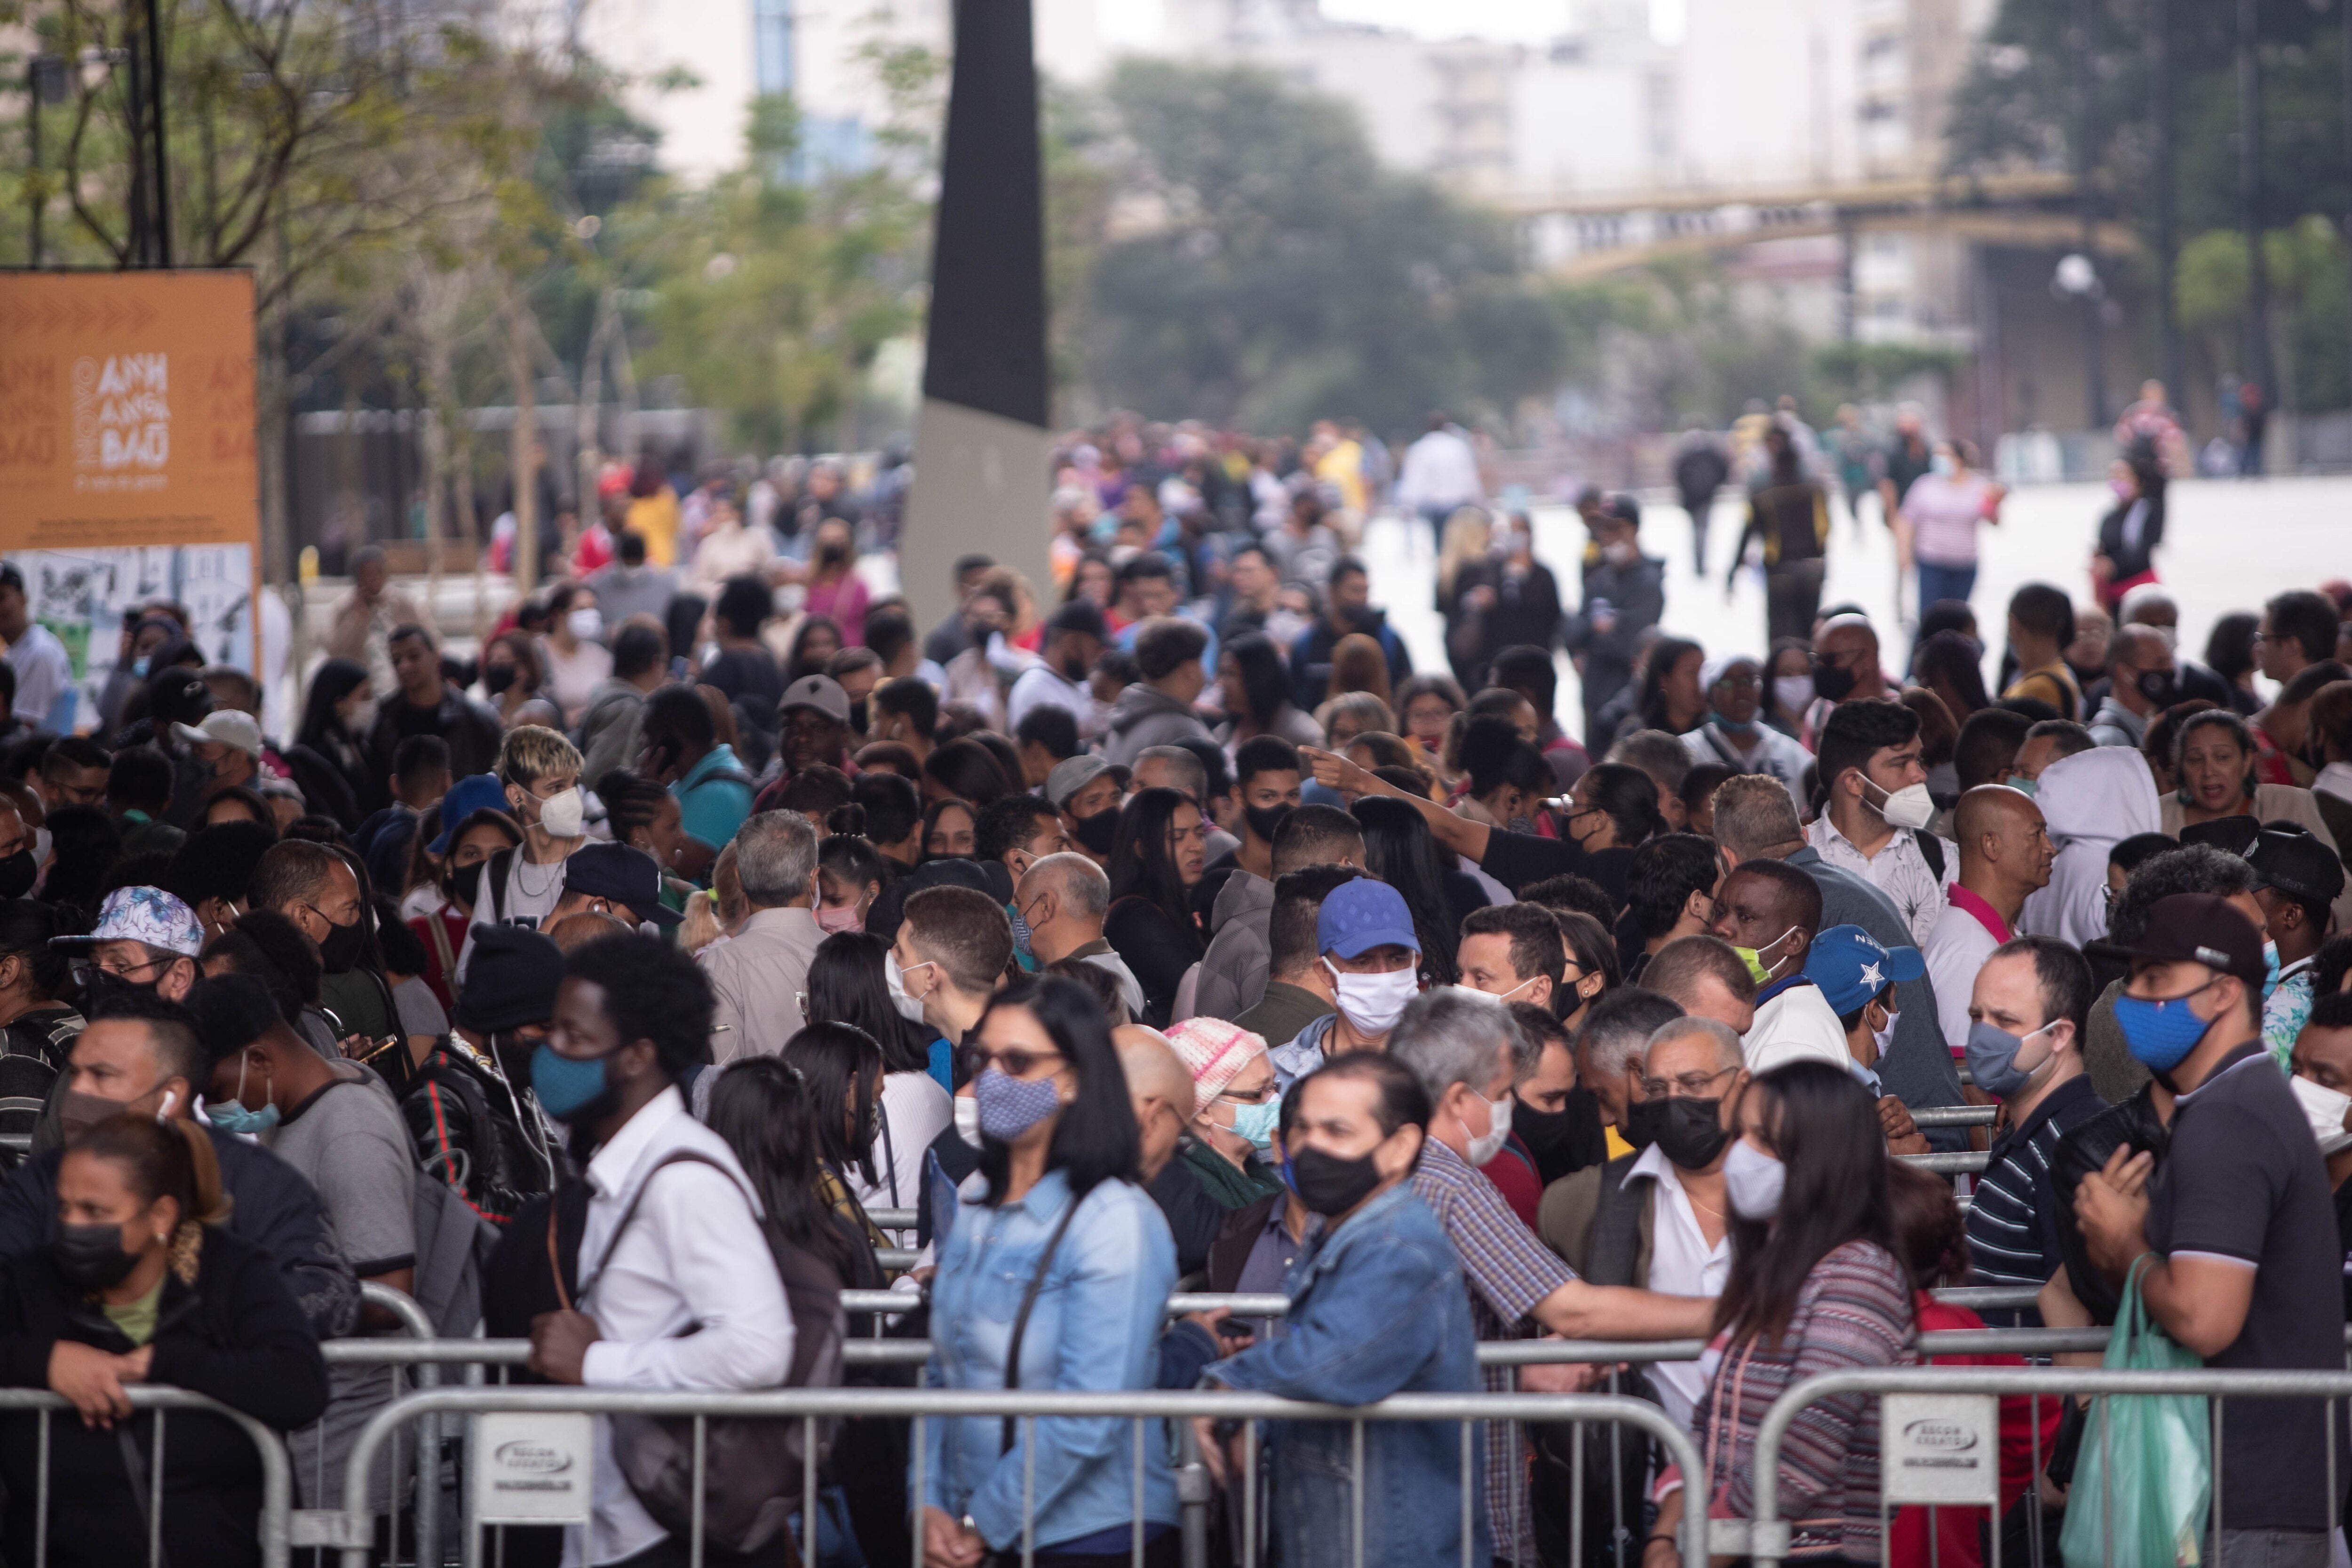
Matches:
[326,1384,1715,1568]
[304,1282,441,1566]
[0,1386,297,1568]
[1744,1364,2352,1568]
[1907,1105,1997,1128]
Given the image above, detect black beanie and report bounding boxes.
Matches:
[454,924,565,1034]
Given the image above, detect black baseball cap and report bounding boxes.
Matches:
[2245,827,2346,910]
[560,842,683,927]
[454,925,566,1033]
[2086,893,2266,987]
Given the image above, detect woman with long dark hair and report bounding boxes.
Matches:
[919,975,1180,1568]
[804,933,953,1205]
[921,798,977,861]
[1104,786,1208,1027]
[787,614,844,682]
[1214,633,1321,749]
[2204,611,2267,716]
[1909,630,1987,728]
[2091,450,2166,612]
[1350,796,1468,984]
[285,658,372,827]
[1645,1061,1915,1568]
[1628,636,1708,741]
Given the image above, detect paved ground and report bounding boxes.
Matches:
[1362,474,2350,743]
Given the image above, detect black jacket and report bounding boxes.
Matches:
[0,1126,358,1339]
[365,685,503,810]
[0,1226,329,1567]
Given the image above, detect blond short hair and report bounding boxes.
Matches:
[497,725,582,789]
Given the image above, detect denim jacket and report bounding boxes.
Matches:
[918,1169,1182,1551]
[1207,1182,1486,1568]
[1268,1013,1337,1091]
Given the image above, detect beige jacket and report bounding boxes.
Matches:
[697,904,825,1064]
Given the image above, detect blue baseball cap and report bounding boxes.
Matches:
[1804,924,1925,1015]
[1316,878,1419,961]
[430,774,513,855]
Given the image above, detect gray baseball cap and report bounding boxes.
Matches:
[1046,755,1128,809]
[778,674,851,725]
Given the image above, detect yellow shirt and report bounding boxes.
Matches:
[2002,660,2082,722]
[625,490,682,568]
[1315,441,1367,515]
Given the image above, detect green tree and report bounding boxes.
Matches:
[1072,60,1563,433]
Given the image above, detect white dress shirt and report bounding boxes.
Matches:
[571,1087,793,1566]
[1804,814,1956,947]
[853,1070,954,1212]
[1626,1145,1733,1434]
[1395,428,1484,512]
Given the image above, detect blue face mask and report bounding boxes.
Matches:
[1224,1093,1282,1152]
[2263,940,2281,1001]
[2113,981,2218,1074]
[1708,709,1755,736]
[131,657,150,679]
[531,1042,614,1121]
[208,1055,279,1137]
[974,1069,1062,1142]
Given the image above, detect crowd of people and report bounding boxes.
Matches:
[0,404,2350,1568]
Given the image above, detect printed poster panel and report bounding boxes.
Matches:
[0,269,260,550]
[11,546,254,733]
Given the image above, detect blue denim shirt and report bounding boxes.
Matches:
[1268,1013,1337,1092]
[918,1170,1182,1551]
[1206,1181,1487,1568]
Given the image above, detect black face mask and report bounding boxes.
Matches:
[53,1220,141,1290]
[0,850,35,901]
[483,664,518,697]
[1285,1143,1386,1218]
[318,914,368,974]
[1059,655,1091,683]
[1513,1096,1594,1187]
[1810,661,1857,702]
[1070,809,1121,857]
[445,859,487,909]
[1625,1096,1732,1171]
[78,969,153,1014]
[1243,802,1293,847]
[848,699,869,735]
[2136,670,2179,710]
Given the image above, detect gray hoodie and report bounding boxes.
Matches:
[1102,682,1212,766]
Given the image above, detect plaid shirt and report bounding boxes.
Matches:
[1413,1138,1576,1565]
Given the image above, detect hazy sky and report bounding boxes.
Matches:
[1097,0,1684,52]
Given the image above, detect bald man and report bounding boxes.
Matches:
[1025,853,1145,1020]
[1803,614,1888,748]
[1921,784,2057,1057]
[2087,624,2176,749]
[1114,1022,1221,1277]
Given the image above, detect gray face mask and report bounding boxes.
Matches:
[1964,1019,2058,1100]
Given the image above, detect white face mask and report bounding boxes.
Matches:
[1462,1085,1515,1167]
[1772,675,1814,714]
[347,697,379,734]
[31,826,50,871]
[567,608,605,642]
[1864,776,1936,832]
[534,785,585,839]
[953,1093,982,1149]
[1870,1007,1899,1062]
[1324,959,1418,1038]
[1723,1139,1786,1221]
[1450,978,1535,1005]
[887,955,935,1022]
[2292,1073,2352,1153]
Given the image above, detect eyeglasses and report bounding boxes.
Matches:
[1638,1065,1740,1099]
[74,955,170,984]
[959,1044,1065,1080]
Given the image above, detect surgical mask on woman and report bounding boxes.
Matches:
[1722,1139,1786,1221]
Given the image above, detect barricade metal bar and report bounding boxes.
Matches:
[0,1388,293,1568]
[870,1208,916,1228]
[1896,1151,1991,1173]
[1748,1364,2352,1568]
[358,1280,438,1568]
[845,1284,2029,1323]
[336,1385,1716,1568]
[1907,1105,1997,1127]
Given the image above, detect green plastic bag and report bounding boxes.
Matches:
[2060,1257,2211,1568]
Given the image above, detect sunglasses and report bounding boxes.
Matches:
[959,1044,1065,1080]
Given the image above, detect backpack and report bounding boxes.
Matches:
[402,1038,554,1227]
[573,1149,847,1555]
[1914,829,1945,880]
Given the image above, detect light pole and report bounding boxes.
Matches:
[25,53,68,266]
[2053,253,2108,435]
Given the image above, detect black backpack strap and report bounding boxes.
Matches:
[1000,1191,1085,1454]
[484,847,514,924]
[1913,830,1945,881]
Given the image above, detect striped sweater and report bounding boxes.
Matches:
[1699,1239,1918,1562]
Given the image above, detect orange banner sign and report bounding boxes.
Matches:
[0,270,260,552]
